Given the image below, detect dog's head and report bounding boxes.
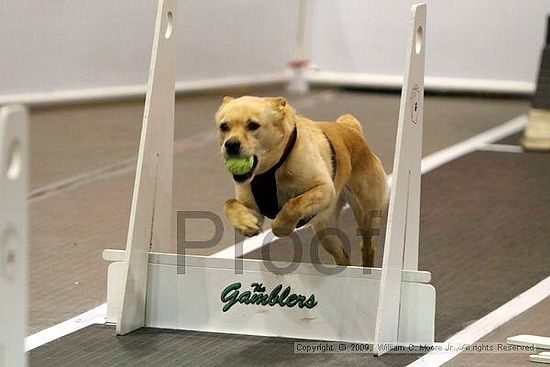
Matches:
[215,96,294,184]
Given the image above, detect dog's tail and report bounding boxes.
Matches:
[336,114,364,135]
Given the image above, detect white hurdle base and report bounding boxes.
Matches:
[104,250,435,344]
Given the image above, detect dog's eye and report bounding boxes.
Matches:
[247,121,260,131]
[219,122,230,132]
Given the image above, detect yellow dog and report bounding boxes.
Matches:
[216,96,387,267]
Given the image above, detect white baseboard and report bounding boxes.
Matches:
[0,69,534,107]
[0,71,290,107]
[307,71,535,95]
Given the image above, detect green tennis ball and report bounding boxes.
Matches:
[225,156,254,175]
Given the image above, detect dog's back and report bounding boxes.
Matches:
[335,114,364,135]
[313,114,377,172]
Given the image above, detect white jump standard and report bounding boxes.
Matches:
[103,1,433,356]
[0,105,29,367]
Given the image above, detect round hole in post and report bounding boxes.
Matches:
[164,11,174,39]
[6,139,22,181]
[415,25,423,54]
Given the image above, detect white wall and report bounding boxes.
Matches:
[1,0,549,104]
[0,0,298,104]
[309,0,550,93]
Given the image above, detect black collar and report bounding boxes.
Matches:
[267,125,298,173]
[251,126,297,219]
[250,126,337,227]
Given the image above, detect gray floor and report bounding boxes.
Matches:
[246,150,550,340]
[27,88,530,334]
[26,86,550,367]
[445,297,550,367]
[29,324,419,367]
[496,131,523,145]
[30,88,529,189]
[29,145,550,367]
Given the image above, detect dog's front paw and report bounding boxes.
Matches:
[271,213,298,237]
[225,199,262,237]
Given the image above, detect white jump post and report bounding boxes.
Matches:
[374,3,426,356]
[287,0,312,94]
[0,105,29,366]
[108,1,433,354]
[116,0,176,335]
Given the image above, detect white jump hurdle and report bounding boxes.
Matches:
[0,105,29,366]
[103,1,433,356]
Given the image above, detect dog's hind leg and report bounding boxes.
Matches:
[311,194,350,266]
[344,165,388,268]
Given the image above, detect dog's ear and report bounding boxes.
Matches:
[222,96,234,105]
[266,97,287,110]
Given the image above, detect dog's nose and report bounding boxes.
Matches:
[224,138,241,155]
